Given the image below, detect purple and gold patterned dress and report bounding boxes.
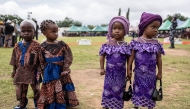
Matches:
[129,37,165,108]
[99,39,131,109]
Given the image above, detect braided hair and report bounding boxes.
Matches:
[40,20,56,32]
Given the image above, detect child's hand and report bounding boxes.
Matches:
[100,69,106,76]
[127,70,132,80]
[11,72,15,78]
[157,73,162,80]
[36,73,40,81]
[11,73,15,78]
[61,71,70,76]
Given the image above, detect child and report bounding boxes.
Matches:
[10,20,42,109]
[99,16,130,109]
[37,20,79,109]
[127,12,165,109]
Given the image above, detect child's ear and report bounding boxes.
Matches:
[42,31,46,36]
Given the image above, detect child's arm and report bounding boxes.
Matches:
[10,48,17,78]
[127,50,135,80]
[100,55,106,76]
[61,44,73,76]
[157,52,162,80]
[11,66,17,78]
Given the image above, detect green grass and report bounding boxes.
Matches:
[0,36,190,109]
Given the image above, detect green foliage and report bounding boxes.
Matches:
[0,14,23,24]
[164,13,188,22]
[56,17,82,27]
[87,25,95,29]
[73,21,82,27]
[101,24,108,27]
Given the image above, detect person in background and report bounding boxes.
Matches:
[4,19,14,47]
[0,21,5,47]
[169,16,178,48]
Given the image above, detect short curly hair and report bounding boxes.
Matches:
[40,19,56,32]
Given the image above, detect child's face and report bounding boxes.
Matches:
[111,22,125,40]
[144,21,161,38]
[20,22,35,42]
[43,24,58,42]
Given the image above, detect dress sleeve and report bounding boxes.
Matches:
[9,47,16,66]
[37,46,45,74]
[99,44,107,56]
[158,43,165,55]
[63,43,73,72]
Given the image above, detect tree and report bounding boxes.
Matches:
[0,14,23,24]
[164,13,188,22]
[101,24,108,27]
[118,8,121,16]
[126,8,130,21]
[87,25,94,30]
[56,17,82,27]
[73,21,82,27]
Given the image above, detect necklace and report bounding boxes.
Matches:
[117,41,126,45]
[140,37,155,43]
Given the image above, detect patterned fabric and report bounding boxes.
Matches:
[107,16,130,40]
[37,41,79,109]
[16,83,40,108]
[129,38,165,108]
[138,12,162,37]
[10,40,43,84]
[99,40,131,109]
[37,80,65,109]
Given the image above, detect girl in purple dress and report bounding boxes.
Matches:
[127,12,165,109]
[99,16,130,109]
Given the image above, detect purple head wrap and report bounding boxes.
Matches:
[107,16,130,40]
[138,12,162,37]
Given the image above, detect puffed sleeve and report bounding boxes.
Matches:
[63,43,73,72]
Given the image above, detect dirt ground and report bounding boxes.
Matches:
[164,48,190,56]
[70,69,131,109]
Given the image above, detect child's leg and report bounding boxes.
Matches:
[15,84,29,108]
[31,84,40,108]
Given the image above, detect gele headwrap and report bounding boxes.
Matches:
[138,12,162,37]
[107,16,130,39]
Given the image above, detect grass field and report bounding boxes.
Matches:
[0,36,190,109]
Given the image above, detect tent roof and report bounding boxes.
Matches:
[177,18,190,29]
[67,25,79,32]
[92,25,106,32]
[158,20,172,30]
[79,25,91,32]
[101,26,108,31]
[177,18,185,27]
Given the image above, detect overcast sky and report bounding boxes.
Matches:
[0,0,190,26]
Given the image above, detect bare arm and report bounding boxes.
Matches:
[156,52,162,80]
[100,55,105,70]
[11,66,17,78]
[127,50,135,79]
